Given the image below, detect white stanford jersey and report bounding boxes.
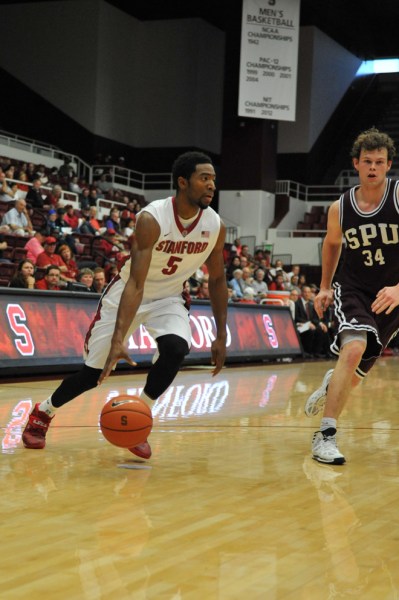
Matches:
[119,196,221,302]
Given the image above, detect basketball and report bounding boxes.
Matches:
[100,395,153,448]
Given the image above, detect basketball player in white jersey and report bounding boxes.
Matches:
[22,152,228,458]
[304,128,399,464]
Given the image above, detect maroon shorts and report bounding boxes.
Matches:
[331,282,399,377]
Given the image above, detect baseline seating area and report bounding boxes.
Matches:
[294,205,328,237]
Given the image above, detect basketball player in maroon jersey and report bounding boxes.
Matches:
[304,128,399,464]
[22,152,228,458]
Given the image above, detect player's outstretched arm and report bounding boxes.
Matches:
[98,212,160,384]
[206,222,228,375]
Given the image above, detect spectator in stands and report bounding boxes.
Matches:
[286,274,301,292]
[4,165,15,180]
[9,259,36,289]
[77,267,95,292]
[25,178,45,209]
[229,268,245,299]
[77,207,97,235]
[0,157,11,171]
[0,232,11,263]
[58,158,75,180]
[122,218,135,238]
[309,283,319,300]
[240,244,252,262]
[24,229,47,264]
[257,257,273,284]
[88,188,98,207]
[36,237,68,274]
[197,278,210,300]
[1,198,34,236]
[225,255,241,280]
[26,162,36,182]
[57,244,78,282]
[68,176,83,195]
[295,285,331,358]
[49,166,59,183]
[93,230,121,264]
[298,273,307,289]
[242,266,255,290]
[54,207,69,230]
[44,210,78,256]
[181,280,193,306]
[270,259,289,282]
[92,267,107,294]
[35,164,49,185]
[226,284,235,303]
[16,170,29,195]
[269,273,286,291]
[239,254,248,269]
[240,287,257,304]
[35,265,62,290]
[44,184,63,208]
[263,250,272,269]
[231,237,242,256]
[288,288,299,320]
[79,187,91,211]
[253,248,265,265]
[63,205,80,231]
[194,262,208,285]
[286,264,301,282]
[45,209,62,237]
[0,173,18,202]
[104,207,125,240]
[121,199,137,223]
[252,268,268,301]
[96,173,113,195]
[87,206,103,233]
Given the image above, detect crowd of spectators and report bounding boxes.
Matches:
[0,155,338,359]
[197,237,335,360]
[0,153,143,290]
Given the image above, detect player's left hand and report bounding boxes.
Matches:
[210,337,226,376]
[371,285,399,315]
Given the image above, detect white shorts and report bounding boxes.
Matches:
[84,278,191,369]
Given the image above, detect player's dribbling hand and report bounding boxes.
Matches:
[314,288,333,319]
[210,339,226,376]
[98,343,137,385]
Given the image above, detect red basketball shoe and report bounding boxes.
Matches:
[129,440,152,459]
[22,404,54,449]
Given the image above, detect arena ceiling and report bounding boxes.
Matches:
[2,0,399,59]
[108,0,399,60]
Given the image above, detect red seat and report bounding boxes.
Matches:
[2,246,14,260]
[13,247,28,261]
[0,263,17,280]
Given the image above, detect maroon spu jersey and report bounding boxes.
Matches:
[338,178,399,295]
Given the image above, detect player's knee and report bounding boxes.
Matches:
[341,340,366,369]
[157,334,189,363]
[81,365,103,389]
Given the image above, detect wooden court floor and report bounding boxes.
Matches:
[1,358,399,599]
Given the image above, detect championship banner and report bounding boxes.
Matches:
[238,0,300,121]
[0,289,302,376]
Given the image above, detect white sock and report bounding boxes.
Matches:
[320,417,337,432]
[38,397,57,417]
